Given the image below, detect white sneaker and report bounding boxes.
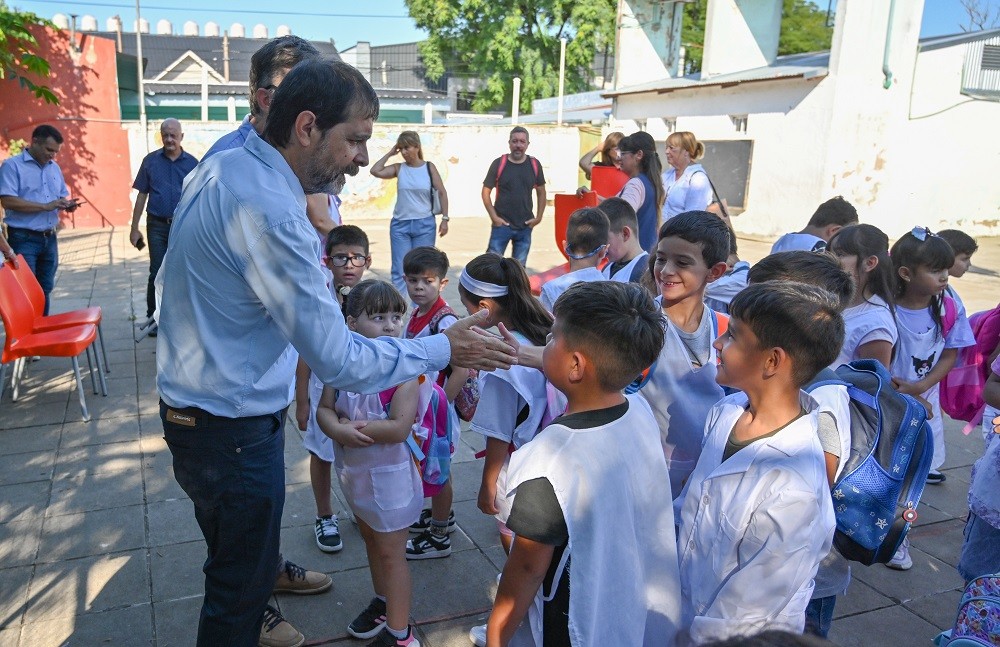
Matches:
[469,624,486,647]
[886,537,913,570]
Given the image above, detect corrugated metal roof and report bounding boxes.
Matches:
[603,50,829,98]
[918,27,1000,53]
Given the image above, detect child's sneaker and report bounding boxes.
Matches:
[926,470,946,484]
[885,537,913,571]
[405,529,452,560]
[366,626,421,647]
[348,597,387,639]
[315,515,343,553]
[468,624,486,647]
[409,508,456,534]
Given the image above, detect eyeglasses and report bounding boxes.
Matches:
[910,226,939,242]
[618,150,636,156]
[565,243,608,260]
[323,254,369,267]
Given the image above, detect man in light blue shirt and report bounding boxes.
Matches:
[157,59,514,647]
[0,125,81,314]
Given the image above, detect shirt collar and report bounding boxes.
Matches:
[21,149,51,168]
[243,129,306,209]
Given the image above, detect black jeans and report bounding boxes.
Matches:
[146,215,171,319]
[161,402,285,646]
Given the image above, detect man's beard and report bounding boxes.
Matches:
[303,163,359,195]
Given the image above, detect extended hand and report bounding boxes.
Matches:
[444,309,517,371]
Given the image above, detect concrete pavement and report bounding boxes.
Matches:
[0,217,996,646]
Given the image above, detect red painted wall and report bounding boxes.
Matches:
[0,26,132,227]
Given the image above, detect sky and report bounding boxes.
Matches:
[10,0,1000,48]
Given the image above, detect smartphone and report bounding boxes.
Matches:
[136,235,145,251]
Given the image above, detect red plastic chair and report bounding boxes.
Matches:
[591,165,630,198]
[9,254,109,373]
[0,261,106,421]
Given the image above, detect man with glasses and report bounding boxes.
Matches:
[481,126,546,265]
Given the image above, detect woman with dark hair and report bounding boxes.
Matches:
[615,132,664,252]
[371,131,450,294]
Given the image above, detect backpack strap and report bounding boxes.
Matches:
[941,294,958,338]
[529,156,540,185]
[429,304,458,336]
[426,162,434,212]
[711,310,729,338]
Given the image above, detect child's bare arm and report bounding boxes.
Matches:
[354,379,420,444]
[478,437,510,515]
[316,386,373,448]
[294,357,312,431]
[488,536,554,646]
[984,373,1000,410]
[855,340,893,370]
[444,366,472,402]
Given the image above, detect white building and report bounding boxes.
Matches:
[606,0,1000,238]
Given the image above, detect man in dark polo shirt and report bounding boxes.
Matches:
[129,118,197,335]
[482,126,546,265]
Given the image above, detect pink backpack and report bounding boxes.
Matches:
[940,300,1000,434]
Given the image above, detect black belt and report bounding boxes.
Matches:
[148,214,173,224]
[7,226,57,237]
[160,399,280,427]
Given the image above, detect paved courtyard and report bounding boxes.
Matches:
[0,216,996,646]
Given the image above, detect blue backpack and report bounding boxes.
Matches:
[810,359,934,565]
[934,573,1000,646]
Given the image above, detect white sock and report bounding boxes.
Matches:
[387,624,408,639]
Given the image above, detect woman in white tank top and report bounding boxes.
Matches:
[371,131,450,295]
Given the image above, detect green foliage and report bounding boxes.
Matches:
[406,0,617,113]
[682,0,832,74]
[8,138,27,155]
[0,4,59,104]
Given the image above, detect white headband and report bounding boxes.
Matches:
[460,270,508,297]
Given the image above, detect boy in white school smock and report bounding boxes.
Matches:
[539,207,609,312]
[677,282,841,645]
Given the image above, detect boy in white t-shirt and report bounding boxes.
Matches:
[770,196,858,254]
[599,197,648,284]
[488,281,681,647]
[677,282,841,644]
[539,207,610,312]
[938,228,978,311]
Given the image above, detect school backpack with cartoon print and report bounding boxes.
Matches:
[429,305,481,422]
[810,359,934,565]
[941,302,1000,434]
[934,573,1000,646]
[405,376,457,488]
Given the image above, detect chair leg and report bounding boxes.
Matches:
[12,357,24,401]
[85,346,98,395]
[94,341,108,396]
[0,362,7,402]
[72,356,90,422]
[98,322,110,374]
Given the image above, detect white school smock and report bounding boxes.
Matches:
[891,304,974,472]
[333,390,423,532]
[471,338,556,523]
[601,251,648,283]
[834,296,897,368]
[676,391,835,645]
[539,266,605,313]
[506,395,681,647]
[770,232,825,253]
[639,302,726,495]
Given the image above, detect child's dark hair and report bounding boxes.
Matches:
[938,229,978,257]
[600,197,638,234]
[701,629,835,647]
[325,224,369,256]
[729,281,845,386]
[617,131,665,212]
[344,279,408,320]
[403,246,449,279]
[552,282,664,392]
[748,251,854,311]
[890,228,955,337]
[458,253,552,346]
[807,196,859,228]
[727,223,738,257]
[827,224,894,314]
[566,207,610,256]
[656,210,730,267]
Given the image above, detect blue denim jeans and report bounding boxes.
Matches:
[7,226,58,315]
[958,511,1000,582]
[804,595,837,638]
[390,216,436,295]
[146,216,172,318]
[486,225,532,266]
[161,401,285,647]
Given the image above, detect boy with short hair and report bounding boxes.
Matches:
[677,281,842,644]
[296,224,372,553]
[489,281,681,646]
[938,228,978,309]
[640,210,731,494]
[401,245,473,560]
[770,196,859,253]
[539,207,610,312]
[600,197,648,284]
